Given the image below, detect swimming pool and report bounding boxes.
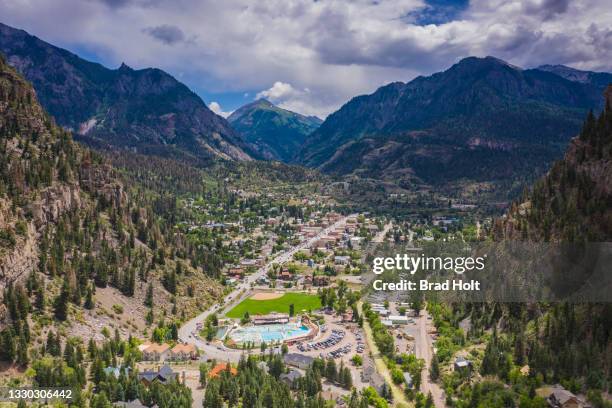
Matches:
[215,326,229,340]
[228,322,311,345]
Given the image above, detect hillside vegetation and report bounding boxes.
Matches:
[0,54,222,367]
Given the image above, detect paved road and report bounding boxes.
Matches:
[415,309,445,407]
[178,214,355,362]
[373,222,392,243]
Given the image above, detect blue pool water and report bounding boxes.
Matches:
[229,322,310,344]
[215,326,228,340]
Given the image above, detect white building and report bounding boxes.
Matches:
[373,308,389,317]
[334,255,350,265]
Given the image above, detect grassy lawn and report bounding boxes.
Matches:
[226,293,322,318]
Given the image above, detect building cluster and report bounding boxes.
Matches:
[137,342,199,362]
[370,303,417,327]
[252,313,290,325]
[221,212,381,288]
[136,364,180,385]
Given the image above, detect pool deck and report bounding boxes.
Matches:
[225,317,318,347]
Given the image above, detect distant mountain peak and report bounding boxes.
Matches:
[306,115,324,124]
[253,98,274,107]
[536,64,612,87]
[450,55,522,73]
[538,63,570,70]
[462,55,507,63]
[537,64,591,82]
[118,62,133,72]
[228,98,322,162]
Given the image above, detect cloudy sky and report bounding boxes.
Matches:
[0,0,610,118]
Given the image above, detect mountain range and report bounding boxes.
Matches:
[0,22,254,164]
[1,21,611,194]
[228,99,322,162]
[299,56,612,188]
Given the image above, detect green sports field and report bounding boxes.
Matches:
[225,292,322,318]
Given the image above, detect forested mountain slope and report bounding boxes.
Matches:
[0,54,222,357]
[300,57,610,189]
[493,86,612,241]
[228,99,321,162]
[447,86,612,407]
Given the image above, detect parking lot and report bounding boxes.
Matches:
[288,313,371,391]
[297,328,345,352]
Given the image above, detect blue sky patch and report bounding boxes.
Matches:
[408,0,469,25]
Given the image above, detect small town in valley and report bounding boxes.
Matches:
[0,4,610,407]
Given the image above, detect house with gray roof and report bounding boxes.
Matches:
[283,353,314,369]
[280,369,302,388]
[546,386,588,408]
[137,364,177,385]
[454,356,472,372]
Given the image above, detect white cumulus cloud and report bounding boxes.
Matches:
[256,81,299,101]
[0,0,610,117]
[208,101,232,118]
[255,81,326,117]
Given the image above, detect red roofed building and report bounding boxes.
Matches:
[209,363,238,378]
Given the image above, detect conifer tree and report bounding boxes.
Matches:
[35,283,45,311]
[430,354,440,381]
[144,283,154,307]
[16,333,28,365]
[84,284,94,310]
[54,277,70,321]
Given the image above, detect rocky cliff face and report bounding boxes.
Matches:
[26,185,81,228]
[0,212,38,292]
[79,161,127,209]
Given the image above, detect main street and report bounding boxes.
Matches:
[178,214,355,361]
[373,221,392,244]
[415,309,446,407]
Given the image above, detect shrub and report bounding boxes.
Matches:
[391,368,404,384]
[15,221,28,236]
